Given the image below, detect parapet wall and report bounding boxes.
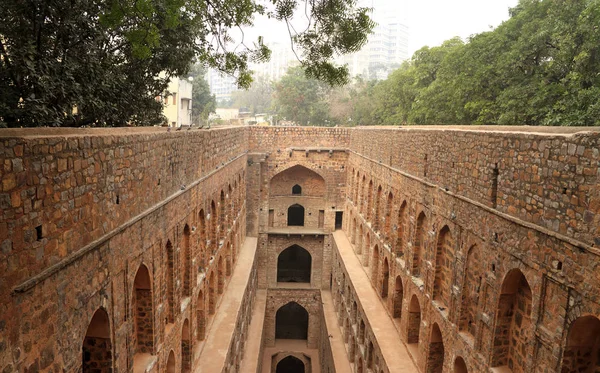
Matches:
[1,127,247,290]
[350,126,600,247]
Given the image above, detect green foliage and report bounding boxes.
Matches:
[231,76,272,116]
[188,65,216,124]
[0,0,374,127]
[348,0,600,126]
[273,66,331,126]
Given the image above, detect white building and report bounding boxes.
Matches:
[248,42,299,81]
[337,0,409,80]
[206,69,238,102]
[163,77,193,127]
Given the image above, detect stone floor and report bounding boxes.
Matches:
[332,230,419,373]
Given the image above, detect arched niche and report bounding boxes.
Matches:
[560,315,600,372]
[82,308,112,373]
[132,264,153,355]
[277,245,312,283]
[276,355,305,373]
[275,302,309,340]
[288,204,305,226]
[270,165,325,197]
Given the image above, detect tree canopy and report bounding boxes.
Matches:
[349,0,600,126]
[0,0,374,127]
[273,66,331,126]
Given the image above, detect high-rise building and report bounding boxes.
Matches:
[249,42,299,82]
[206,69,238,102]
[338,0,409,80]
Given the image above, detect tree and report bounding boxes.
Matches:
[231,76,272,116]
[188,65,216,124]
[273,66,331,126]
[0,0,374,127]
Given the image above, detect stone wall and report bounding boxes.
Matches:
[343,126,600,373]
[0,127,249,372]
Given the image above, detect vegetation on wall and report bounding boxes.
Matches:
[0,0,374,127]
[348,0,600,126]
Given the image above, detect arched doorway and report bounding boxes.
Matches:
[133,264,153,355]
[413,212,426,277]
[275,302,309,340]
[426,323,445,373]
[381,257,389,299]
[560,315,600,372]
[218,256,224,294]
[166,240,175,324]
[182,224,191,297]
[288,204,305,226]
[166,350,176,373]
[82,308,112,373]
[371,245,379,283]
[433,225,453,309]
[276,355,305,373]
[491,269,532,372]
[393,276,403,319]
[407,295,421,344]
[292,184,302,195]
[208,271,216,315]
[197,290,205,340]
[277,245,312,283]
[181,319,191,373]
[454,356,468,373]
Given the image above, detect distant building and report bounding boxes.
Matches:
[337,0,409,80]
[162,77,193,127]
[206,69,238,103]
[248,42,299,81]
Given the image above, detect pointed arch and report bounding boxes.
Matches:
[269,164,325,197]
[433,225,453,309]
[393,276,403,319]
[166,240,175,323]
[426,323,445,373]
[413,212,427,277]
[276,355,305,373]
[276,302,309,340]
[287,204,305,226]
[210,200,217,254]
[208,271,216,315]
[181,319,191,373]
[82,308,112,373]
[133,264,153,354]
[407,295,421,344]
[166,350,176,373]
[395,201,407,257]
[374,185,383,231]
[196,290,205,341]
[454,356,468,373]
[277,244,312,283]
[225,242,232,276]
[371,244,379,283]
[182,224,191,297]
[367,180,374,220]
[561,315,600,372]
[384,191,394,242]
[292,184,302,195]
[198,209,207,269]
[217,256,224,294]
[491,269,532,371]
[381,257,389,299]
[459,244,482,336]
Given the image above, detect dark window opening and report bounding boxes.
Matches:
[335,211,343,230]
[277,245,311,283]
[276,302,309,340]
[292,184,302,195]
[288,204,305,226]
[36,225,43,240]
[492,163,499,208]
[276,356,305,373]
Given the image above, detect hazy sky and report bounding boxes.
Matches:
[406,0,519,54]
[241,0,519,56]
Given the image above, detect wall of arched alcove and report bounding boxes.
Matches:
[263,289,322,349]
